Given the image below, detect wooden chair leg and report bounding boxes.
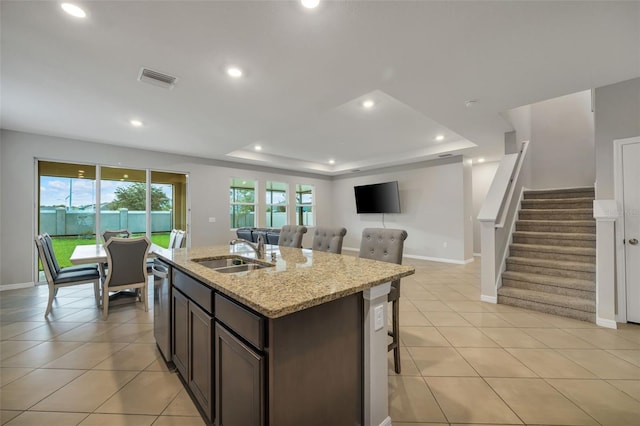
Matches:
[143,284,149,312]
[93,281,101,307]
[102,287,109,320]
[392,298,401,374]
[45,285,55,317]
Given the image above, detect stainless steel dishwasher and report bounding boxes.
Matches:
[152,258,173,364]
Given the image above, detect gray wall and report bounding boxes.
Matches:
[594,77,640,199]
[0,130,332,286]
[331,157,473,263]
[472,161,500,254]
[529,90,595,190]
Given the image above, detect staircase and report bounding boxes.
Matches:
[498,187,596,322]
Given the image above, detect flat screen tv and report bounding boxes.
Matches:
[354,181,401,214]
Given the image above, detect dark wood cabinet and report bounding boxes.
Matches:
[189,302,214,421]
[172,288,189,378]
[215,322,265,426]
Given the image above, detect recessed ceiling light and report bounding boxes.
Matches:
[227,67,243,78]
[130,119,143,127]
[254,145,262,151]
[478,158,485,163]
[435,135,445,141]
[61,3,86,18]
[329,159,335,165]
[301,0,320,9]
[362,100,375,109]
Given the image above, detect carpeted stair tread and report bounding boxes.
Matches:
[501,271,595,292]
[506,257,595,273]
[512,231,595,241]
[521,198,594,209]
[519,208,594,220]
[524,188,595,200]
[509,243,595,257]
[498,287,595,313]
[517,219,595,226]
[498,295,596,322]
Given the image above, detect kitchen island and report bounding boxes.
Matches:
[153,244,415,426]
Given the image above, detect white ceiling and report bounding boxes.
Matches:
[1,1,639,175]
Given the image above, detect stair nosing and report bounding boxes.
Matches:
[498,287,596,311]
[512,231,596,240]
[502,270,595,290]
[506,256,596,272]
[509,243,596,256]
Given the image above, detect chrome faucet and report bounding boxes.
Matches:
[229,235,265,259]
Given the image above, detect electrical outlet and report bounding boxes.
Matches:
[374,304,384,331]
[208,217,216,223]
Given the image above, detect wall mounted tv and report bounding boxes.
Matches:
[354,181,401,214]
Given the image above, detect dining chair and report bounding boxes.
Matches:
[173,230,186,248]
[358,228,408,374]
[278,225,307,248]
[168,229,178,249]
[102,236,151,319]
[101,229,131,243]
[311,226,347,254]
[35,234,101,317]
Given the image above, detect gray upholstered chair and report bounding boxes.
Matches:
[173,230,186,248]
[278,225,308,248]
[312,226,347,254]
[35,234,101,317]
[266,230,280,245]
[358,228,408,374]
[236,228,253,241]
[167,229,178,249]
[102,229,131,243]
[102,236,150,319]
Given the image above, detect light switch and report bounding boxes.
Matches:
[374,304,384,331]
[208,217,216,223]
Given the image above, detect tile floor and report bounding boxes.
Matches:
[1,257,639,425]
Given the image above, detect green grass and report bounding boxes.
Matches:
[48,233,171,269]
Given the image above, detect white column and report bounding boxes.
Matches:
[480,220,498,303]
[593,199,618,329]
[362,282,392,426]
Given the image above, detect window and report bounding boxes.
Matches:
[295,184,314,226]
[230,178,256,229]
[265,181,287,227]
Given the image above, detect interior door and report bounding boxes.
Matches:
[623,141,640,323]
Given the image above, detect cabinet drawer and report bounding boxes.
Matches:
[173,269,214,314]
[215,293,265,350]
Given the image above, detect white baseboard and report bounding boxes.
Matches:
[0,282,35,291]
[596,317,618,329]
[481,295,497,304]
[473,252,482,257]
[341,248,474,265]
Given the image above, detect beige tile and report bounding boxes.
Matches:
[422,311,471,327]
[532,313,600,329]
[144,359,172,372]
[458,312,513,328]
[52,322,119,342]
[394,423,446,426]
[486,377,597,425]
[0,411,21,425]
[559,349,640,379]
[152,416,206,426]
[495,312,556,327]
[162,389,200,416]
[437,327,499,347]
[615,324,640,344]
[0,368,33,387]
[33,370,138,412]
[398,311,431,326]
[0,322,43,339]
[43,342,128,369]
[563,328,640,349]
[607,349,640,367]
[408,347,477,377]
[548,379,640,425]
[91,323,154,343]
[93,343,160,371]
[3,411,87,425]
[11,322,84,341]
[0,341,84,367]
[457,348,536,377]
[506,348,597,378]
[607,380,640,401]
[388,347,420,376]
[78,414,156,426]
[522,327,595,348]
[388,376,447,423]
[426,377,522,424]
[443,301,490,313]
[96,372,183,415]
[412,300,452,312]
[400,326,450,347]
[398,299,418,312]
[0,341,41,361]
[479,327,547,348]
[0,368,84,410]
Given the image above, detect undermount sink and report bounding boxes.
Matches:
[192,256,272,274]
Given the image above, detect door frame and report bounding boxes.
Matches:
[613,135,640,323]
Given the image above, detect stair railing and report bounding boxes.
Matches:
[478,140,530,302]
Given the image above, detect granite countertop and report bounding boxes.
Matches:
[153,244,415,319]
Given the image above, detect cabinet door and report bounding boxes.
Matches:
[215,322,264,426]
[172,288,189,379]
[189,302,214,422]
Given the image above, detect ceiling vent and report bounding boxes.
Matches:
[438,153,453,158]
[138,67,177,89]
